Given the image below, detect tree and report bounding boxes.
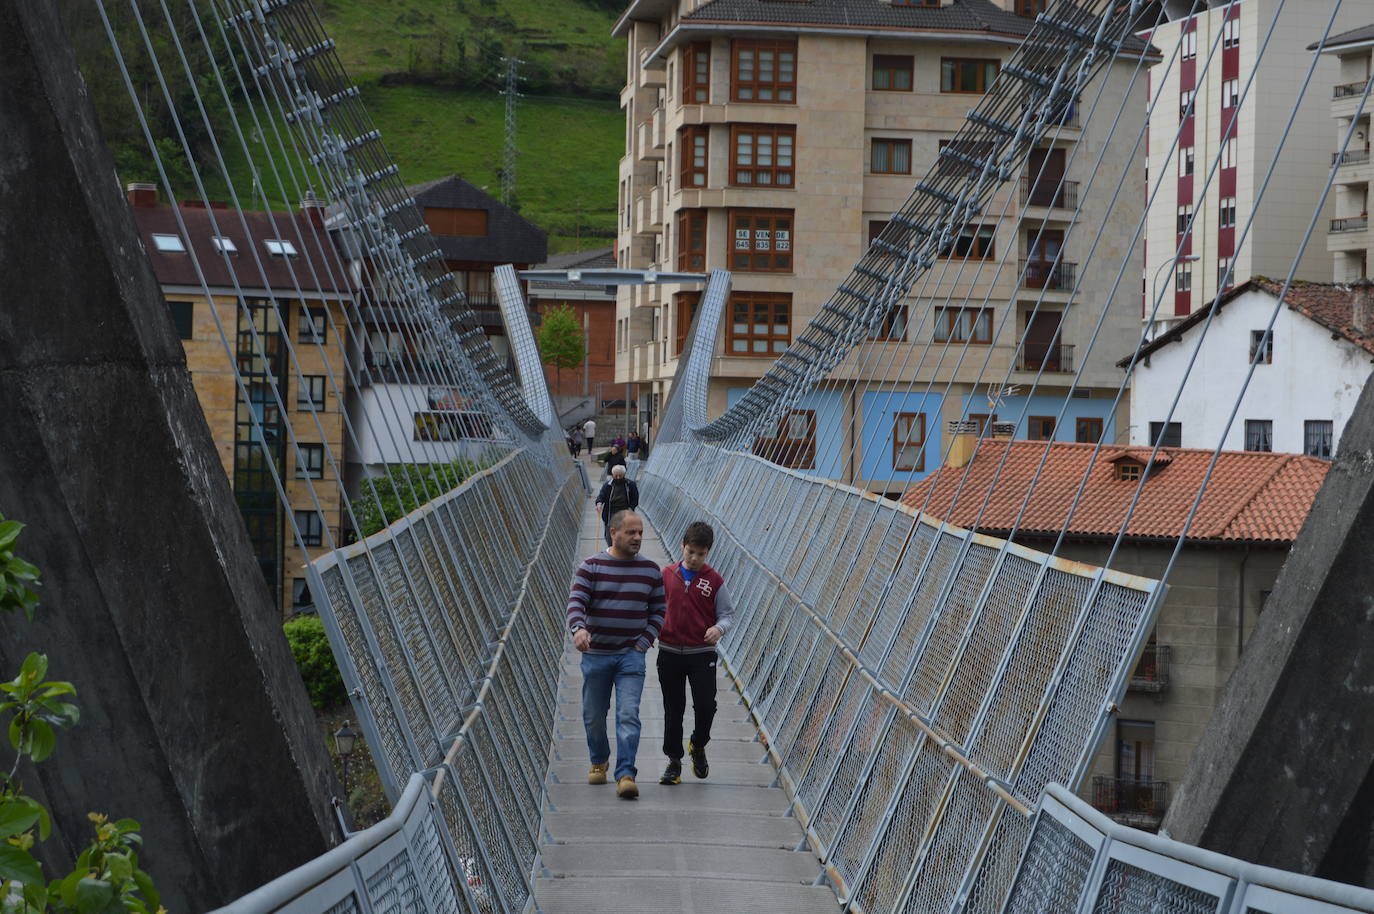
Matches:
[536,304,584,396]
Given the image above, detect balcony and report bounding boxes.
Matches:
[1128,643,1171,693]
[1333,149,1371,167]
[1092,776,1167,830]
[1331,216,1369,233]
[636,118,663,162]
[1020,177,1079,210]
[1334,79,1372,99]
[1017,341,1074,373]
[1020,259,1077,291]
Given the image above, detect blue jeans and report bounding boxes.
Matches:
[581,649,647,779]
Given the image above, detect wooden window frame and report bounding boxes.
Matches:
[872,55,914,92]
[674,291,701,356]
[677,208,707,271]
[1028,416,1057,441]
[680,126,708,188]
[939,225,996,260]
[730,124,796,187]
[968,413,998,435]
[754,409,816,469]
[731,39,797,104]
[727,291,791,357]
[1116,462,1143,482]
[1015,0,1048,14]
[892,412,927,472]
[728,209,793,273]
[1249,329,1273,364]
[871,138,913,175]
[934,307,993,344]
[940,57,1000,94]
[1075,416,1104,443]
[868,304,909,341]
[683,41,711,104]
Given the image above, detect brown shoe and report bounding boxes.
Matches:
[616,775,639,799]
[588,763,609,785]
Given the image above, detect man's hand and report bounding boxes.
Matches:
[704,626,723,645]
[573,629,591,652]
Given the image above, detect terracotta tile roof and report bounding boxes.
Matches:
[1123,279,1374,366]
[901,439,1328,544]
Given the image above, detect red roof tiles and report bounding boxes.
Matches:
[901,439,1328,544]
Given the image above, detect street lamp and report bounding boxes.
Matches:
[1148,254,1200,339]
[333,720,357,796]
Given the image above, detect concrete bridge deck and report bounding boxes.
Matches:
[531,479,841,913]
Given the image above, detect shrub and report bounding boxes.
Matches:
[283,615,348,710]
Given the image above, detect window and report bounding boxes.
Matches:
[868,220,890,243]
[872,55,914,91]
[937,139,996,177]
[728,209,793,272]
[1076,416,1104,443]
[1149,421,1181,448]
[1305,419,1334,459]
[167,301,193,339]
[683,41,710,103]
[292,578,313,610]
[151,233,185,253]
[299,307,327,343]
[941,58,999,94]
[674,291,700,355]
[934,307,992,343]
[871,138,913,175]
[211,236,238,254]
[1028,416,1056,440]
[891,0,940,5]
[681,126,708,188]
[1116,462,1143,482]
[1181,29,1197,60]
[731,39,796,103]
[294,510,324,547]
[296,443,325,479]
[730,124,794,187]
[677,208,707,271]
[1219,196,1236,228]
[1176,204,1193,235]
[1221,78,1239,109]
[728,292,790,355]
[940,225,996,259]
[1218,257,1233,289]
[1175,261,1192,293]
[1223,16,1240,49]
[264,238,298,257]
[893,412,926,472]
[1179,88,1195,119]
[869,304,909,341]
[1179,146,1194,177]
[298,375,326,408]
[1015,0,1048,14]
[1221,136,1237,169]
[1245,419,1273,452]
[754,409,815,469]
[428,208,487,236]
[1249,329,1272,364]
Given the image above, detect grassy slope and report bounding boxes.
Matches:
[321,0,626,254]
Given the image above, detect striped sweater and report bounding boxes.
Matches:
[566,551,666,654]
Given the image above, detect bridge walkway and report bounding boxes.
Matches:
[531,482,841,913]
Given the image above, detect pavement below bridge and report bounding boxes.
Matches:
[531,482,841,913]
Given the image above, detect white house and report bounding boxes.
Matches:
[1125,279,1374,456]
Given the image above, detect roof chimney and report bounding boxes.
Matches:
[126,182,158,207]
[946,420,979,469]
[989,421,1017,439]
[301,191,326,230]
[1352,278,1374,336]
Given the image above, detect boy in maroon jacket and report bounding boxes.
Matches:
[656,521,735,784]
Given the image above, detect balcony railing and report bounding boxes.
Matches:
[1017,342,1074,372]
[1333,149,1371,167]
[1334,79,1373,99]
[1020,177,1079,210]
[1020,258,1077,290]
[1331,216,1370,233]
[1093,776,1168,826]
[1128,643,1171,693]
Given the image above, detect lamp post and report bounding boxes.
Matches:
[1148,254,1200,338]
[333,720,357,796]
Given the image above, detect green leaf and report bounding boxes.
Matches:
[106,852,132,884]
[22,878,48,909]
[0,520,24,551]
[8,716,21,752]
[0,843,43,885]
[20,654,47,685]
[59,866,85,905]
[0,801,41,839]
[112,819,139,835]
[75,876,115,913]
[39,681,76,698]
[132,869,159,908]
[28,719,55,763]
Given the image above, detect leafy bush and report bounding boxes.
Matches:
[354,457,489,537]
[283,616,348,710]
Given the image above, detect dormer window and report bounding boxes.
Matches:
[1116,462,1143,482]
[1107,449,1172,482]
[151,233,185,253]
[265,239,299,257]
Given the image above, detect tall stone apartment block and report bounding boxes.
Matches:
[1141,0,1365,337]
[1314,23,1374,281]
[614,0,1152,495]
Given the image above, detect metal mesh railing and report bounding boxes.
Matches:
[637,441,1165,914]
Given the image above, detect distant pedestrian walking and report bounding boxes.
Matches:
[603,444,627,480]
[566,511,665,800]
[595,465,640,546]
[613,433,626,450]
[627,430,643,460]
[569,426,584,458]
[583,418,597,458]
[657,521,734,785]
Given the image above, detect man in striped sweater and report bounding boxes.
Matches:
[566,509,666,799]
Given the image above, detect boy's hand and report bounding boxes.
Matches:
[573,629,591,652]
[704,626,723,645]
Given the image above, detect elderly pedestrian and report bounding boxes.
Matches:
[595,465,640,546]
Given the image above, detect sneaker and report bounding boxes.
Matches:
[588,763,609,785]
[659,759,682,785]
[688,740,709,779]
[616,775,639,799]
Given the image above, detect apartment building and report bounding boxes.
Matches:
[1140,0,1365,337]
[1313,23,1374,281]
[614,0,1152,495]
